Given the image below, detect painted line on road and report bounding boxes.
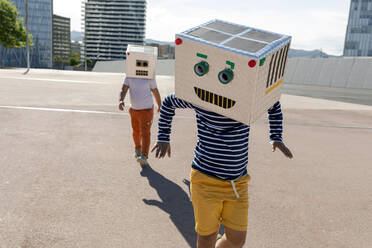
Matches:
[260,120,372,130]
[0,105,127,116]
[0,76,114,84]
[287,122,372,130]
[0,105,193,119]
[2,105,369,129]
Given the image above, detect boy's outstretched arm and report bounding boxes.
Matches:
[119,84,129,111]
[272,141,293,158]
[151,142,171,158]
[151,94,194,159]
[268,101,293,159]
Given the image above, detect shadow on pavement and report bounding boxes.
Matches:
[140,165,197,248]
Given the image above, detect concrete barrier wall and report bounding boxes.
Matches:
[291,58,307,85]
[305,59,323,85]
[348,58,370,89]
[362,59,372,89]
[93,57,372,89]
[283,58,298,83]
[93,60,125,73]
[284,57,372,89]
[331,58,352,88]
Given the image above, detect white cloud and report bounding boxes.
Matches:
[146,3,349,55]
[54,0,350,55]
[53,0,82,31]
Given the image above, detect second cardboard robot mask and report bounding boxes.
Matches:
[125,44,158,79]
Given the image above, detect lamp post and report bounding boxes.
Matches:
[24,0,30,74]
[84,1,87,71]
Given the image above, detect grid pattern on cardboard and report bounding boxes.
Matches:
[180,20,290,58]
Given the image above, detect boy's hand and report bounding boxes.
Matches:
[157,105,161,113]
[118,101,125,111]
[272,141,293,159]
[151,142,171,158]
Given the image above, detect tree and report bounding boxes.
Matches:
[0,0,32,48]
[86,58,93,68]
[68,52,81,67]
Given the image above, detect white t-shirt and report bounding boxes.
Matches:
[123,77,157,110]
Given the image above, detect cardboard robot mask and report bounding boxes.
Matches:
[125,44,158,79]
[174,20,291,125]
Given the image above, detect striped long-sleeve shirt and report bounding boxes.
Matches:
[157,94,283,181]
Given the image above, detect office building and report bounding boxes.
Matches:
[344,0,372,56]
[159,44,175,59]
[0,0,53,68]
[82,0,146,62]
[145,42,175,59]
[53,14,71,62]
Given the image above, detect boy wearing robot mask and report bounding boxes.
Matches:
[119,45,162,166]
[152,20,293,248]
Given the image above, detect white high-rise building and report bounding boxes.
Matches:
[344,0,372,56]
[82,0,146,62]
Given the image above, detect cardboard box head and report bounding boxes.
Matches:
[125,44,158,79]
[175,20,291,124]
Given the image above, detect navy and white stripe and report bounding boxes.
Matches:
[157,94,283,181]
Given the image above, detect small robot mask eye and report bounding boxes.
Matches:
[136,60,149,67]
[218,68,234,84]
[194,61,209,77]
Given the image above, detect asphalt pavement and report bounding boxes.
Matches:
[0,69,371,248]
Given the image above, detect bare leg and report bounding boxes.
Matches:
[215,226,246,248]
[197,232,218,248]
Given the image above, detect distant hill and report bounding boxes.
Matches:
[288,49,337,58]
[71,31,82,41]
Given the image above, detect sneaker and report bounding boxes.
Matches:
[137,155,149,167]
[135,149,141,159]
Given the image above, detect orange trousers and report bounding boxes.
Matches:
[129,108,154,157]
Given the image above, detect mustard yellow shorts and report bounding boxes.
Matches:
[190,169,250,236]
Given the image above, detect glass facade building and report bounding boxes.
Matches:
[344,0,372,56]
[82,0,146,61]
[0,0,53,68]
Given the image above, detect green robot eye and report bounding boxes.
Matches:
[194,61,209,76]
[218,68,234,84]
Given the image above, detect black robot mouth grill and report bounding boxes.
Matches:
[194,87,236,109]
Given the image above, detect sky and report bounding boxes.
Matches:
[54,0,351,55]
